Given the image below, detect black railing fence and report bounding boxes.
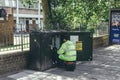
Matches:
[0,24,29,52]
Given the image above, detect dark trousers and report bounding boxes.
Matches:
[51,47,64,66]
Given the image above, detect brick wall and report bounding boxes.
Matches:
[93,35,109,48]
[0,50,29,75]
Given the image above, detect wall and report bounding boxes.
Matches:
[93,35,109,48]
[0,35,109,75]
[0,50,29,75]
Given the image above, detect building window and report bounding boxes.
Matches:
[4,0,16,7]
[9,1,13,7]
[18,2,24,8]
[12,0,16,7]
[33,4,38,9]
[5,0,9,6]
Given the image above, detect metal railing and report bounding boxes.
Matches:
[0,24,30,52]
[0,22,109,52]
[93,22,109,37]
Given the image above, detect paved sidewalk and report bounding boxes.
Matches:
[0,45,120,80]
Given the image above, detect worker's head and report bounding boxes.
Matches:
[63,35,69,42]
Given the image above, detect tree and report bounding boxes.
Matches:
[41,0,53,30]
[20,0,120,31]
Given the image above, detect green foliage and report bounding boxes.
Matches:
[50,0,120,31]
[20,0,120,31]
[19,0,38,7]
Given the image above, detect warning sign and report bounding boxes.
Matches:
[76,41,82,51]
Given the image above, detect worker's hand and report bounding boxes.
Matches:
[53,47,57,51]
[50,45,53,50]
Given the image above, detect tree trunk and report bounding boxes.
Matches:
[41,0,52,30]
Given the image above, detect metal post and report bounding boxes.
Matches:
[21,24,23,52]
[16,0,19,30]
[2,0,4,7]
[38,0,41,30]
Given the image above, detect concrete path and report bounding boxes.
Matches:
[0,45,120,80]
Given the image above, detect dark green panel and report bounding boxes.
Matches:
[28,31,93,71]
[28,32,41,70]
[77,32,93,61]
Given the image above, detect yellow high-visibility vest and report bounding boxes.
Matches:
[57,40,76,61]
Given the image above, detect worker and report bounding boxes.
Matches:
[56,35,77,67]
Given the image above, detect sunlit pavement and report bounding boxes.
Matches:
[0,45,120,80]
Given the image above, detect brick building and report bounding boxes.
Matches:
[0,0,43,32]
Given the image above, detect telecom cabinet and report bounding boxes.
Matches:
[28,31,93,71]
